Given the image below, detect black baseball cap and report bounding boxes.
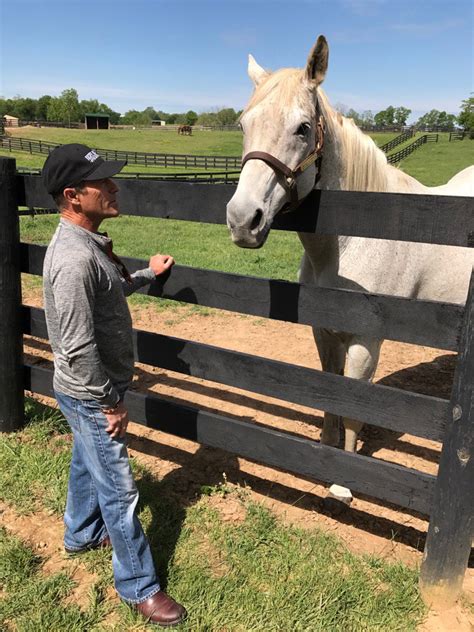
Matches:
[42,143,127,196]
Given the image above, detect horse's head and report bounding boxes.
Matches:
[227,36,329,248]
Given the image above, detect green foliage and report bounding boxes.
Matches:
[373,106,411,127]
[47,88,80,125]
[457,94,474,131]
[414,109,457,130]
[185,110,198,125]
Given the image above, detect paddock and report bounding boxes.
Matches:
[0,156,473,610]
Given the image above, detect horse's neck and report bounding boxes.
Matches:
[303,101,431,276]
[316,95,428,195]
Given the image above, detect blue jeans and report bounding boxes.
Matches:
[55,390,161,604]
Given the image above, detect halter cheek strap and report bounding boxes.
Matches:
[241,114,325,213]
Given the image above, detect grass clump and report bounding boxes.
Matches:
[0,528,106,631]
[0,399,70,514]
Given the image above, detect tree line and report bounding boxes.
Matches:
[1,89,472,132]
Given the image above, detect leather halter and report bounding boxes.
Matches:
[241,113,325,213]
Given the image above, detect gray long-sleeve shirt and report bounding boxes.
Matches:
[43,218,156,407]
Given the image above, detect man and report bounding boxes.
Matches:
[41,143,187,627]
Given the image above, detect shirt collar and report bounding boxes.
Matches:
[60,217,112,253]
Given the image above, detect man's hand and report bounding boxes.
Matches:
[103,401,129,439]
[149,254,175,277]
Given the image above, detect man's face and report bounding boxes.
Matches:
[76,178,120,221]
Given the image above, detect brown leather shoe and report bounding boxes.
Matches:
[64,535,112,555]
[134,591,187,627]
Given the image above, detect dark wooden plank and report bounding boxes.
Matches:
[0,157,24,431]
[420,270,474,608]
[23,363,435,515]
[17,174,473,247]
[20,244,463,350]
[22,306,450,441]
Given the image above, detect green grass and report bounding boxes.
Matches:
[4,126,244,156]
[0,401,427,631]
[0,527,108,631]
[397,135,474,185]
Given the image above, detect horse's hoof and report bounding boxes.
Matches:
[328,484,353,505]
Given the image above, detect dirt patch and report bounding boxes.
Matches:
[19,290,473,625]
[0,501,104,611]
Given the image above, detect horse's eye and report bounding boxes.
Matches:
[296,122,310,137]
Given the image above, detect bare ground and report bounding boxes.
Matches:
[9,288,474,630]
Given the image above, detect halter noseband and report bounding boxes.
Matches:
[240,113,325,213]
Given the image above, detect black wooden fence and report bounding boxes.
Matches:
[0,135,241,169]
[0,156,473,608]
[449,131,466,142]
[386,134,438,164]
[379,129,415,153]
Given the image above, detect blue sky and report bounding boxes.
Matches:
[1,0,472,122]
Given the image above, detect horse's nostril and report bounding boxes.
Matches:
[250,209,263,231]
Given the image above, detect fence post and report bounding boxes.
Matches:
[419,268,474,609]
[0,156,24,432]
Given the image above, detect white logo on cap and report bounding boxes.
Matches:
[84,150,100,163]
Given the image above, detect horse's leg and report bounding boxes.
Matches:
[328,336,382,505]
[313,328,346,447]
[298,252,346,447]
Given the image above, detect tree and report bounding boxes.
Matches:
[374,106,395,127]
[360,110,375,127]
[196,111,219,126]
[415,109,457,130]
[12,97,36,120]
[61,88,80,125]
[457,95,474,132]
[393,106,411,126]
[35,95,52,120]
[216,108,238,126]
[346,108,363,126]
[185,110,198,126]
[47,88,80,124]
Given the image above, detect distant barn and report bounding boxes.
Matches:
[85,112,110,130]
[3,114,19,127]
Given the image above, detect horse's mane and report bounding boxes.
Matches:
[244,68,390,193]
[317,89,389,192]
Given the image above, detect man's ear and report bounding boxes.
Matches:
[63,186,81,205]
[248,54,270,87]
[305,35,329,85]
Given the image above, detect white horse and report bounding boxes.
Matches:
[226,36,474,504]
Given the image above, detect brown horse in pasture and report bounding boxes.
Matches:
[178,125,192,135]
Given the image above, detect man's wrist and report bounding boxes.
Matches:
[101,401,121,414]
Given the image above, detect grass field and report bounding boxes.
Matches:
[0,399,426,631]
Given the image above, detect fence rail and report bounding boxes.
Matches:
[2,156,473,608]
[449,131,465,141]
[379,129,415,153]
[386,134,438,164]
[1,135,241,169]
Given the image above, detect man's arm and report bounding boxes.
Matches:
[121,254,175,297]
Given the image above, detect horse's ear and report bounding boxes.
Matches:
[248,54,269,87]
[305,35,329,85]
